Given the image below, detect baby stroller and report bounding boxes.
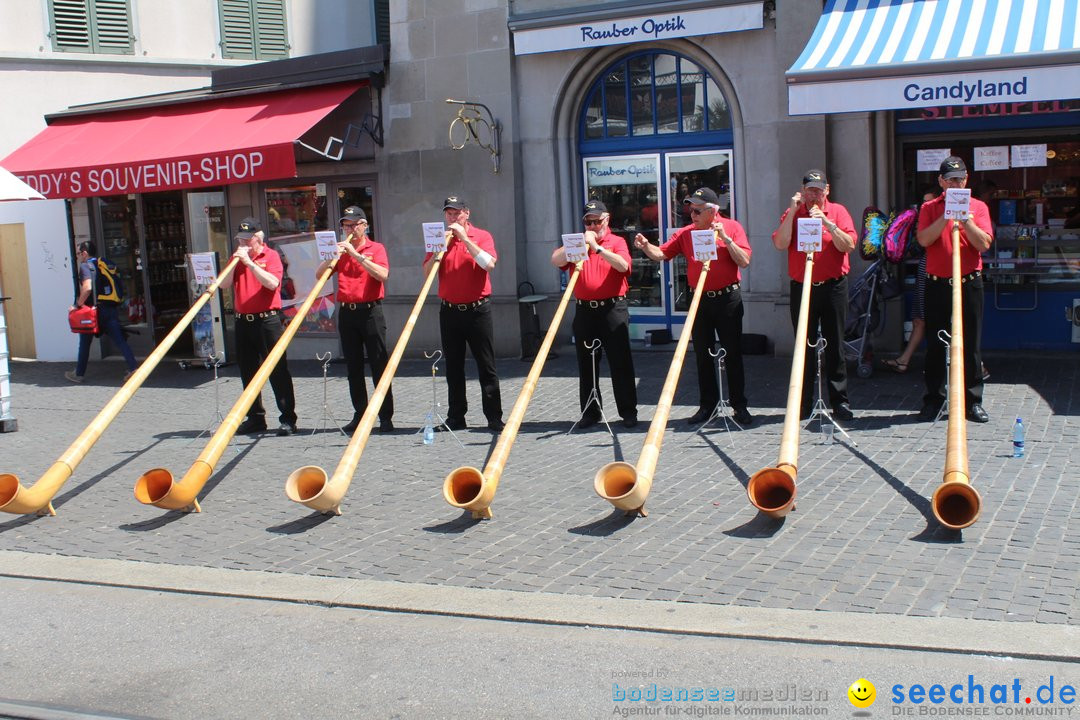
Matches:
[844,259,890,378]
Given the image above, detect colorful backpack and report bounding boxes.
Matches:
[884,208,919,263]
[859,206,891,261]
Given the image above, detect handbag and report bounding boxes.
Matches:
[68,305,98,334]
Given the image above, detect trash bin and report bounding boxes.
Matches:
[517,282,547,361]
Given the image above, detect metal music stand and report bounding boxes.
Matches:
[420,350,464,448]
[191,352,225,443]
[917,329,951,443]
[310,351,347,439]
[693,345,741,444]
[568,338,613,436]
[802,334,857,447]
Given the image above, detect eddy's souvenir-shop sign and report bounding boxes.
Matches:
[512,2,763,55]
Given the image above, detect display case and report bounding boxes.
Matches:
[142,191,192,353]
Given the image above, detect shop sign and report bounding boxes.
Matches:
[1011,143,1048,168]
[974,146,1010,171]
[15,147,296,199]
[586,158,657,187]
[897,99,1078,123]
[916,148,951,172]
[512,3,763,56]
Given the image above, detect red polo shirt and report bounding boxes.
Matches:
[425,224,496,303]
[333,238,388,303]
[660,217,752,291]
[559,231,631,301]
[772,200,854,282]
[233,246,283,313]
[918,194,993,277]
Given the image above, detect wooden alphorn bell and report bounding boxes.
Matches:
[0,257,241,516]
[745,250,815,517]
[135,256,339,512]
[930,220,981,530]
[286,237,449,515]
[443,261,583,518]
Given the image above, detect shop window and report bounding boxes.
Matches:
[219,0,289,60]
[265,184,331,334]
[581,51,731,141]
[49,0,133,55]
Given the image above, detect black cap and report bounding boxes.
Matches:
[339,205,367,224]
[802,169,827,189]
[583,200,608,216]
[940,156,968,179]
[443,195,468,210]
[236,217,261,239]
[684,187,719,206]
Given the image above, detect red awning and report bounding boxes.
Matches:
[1,82,365,199]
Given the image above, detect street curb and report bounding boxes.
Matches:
[2,551,1076,662]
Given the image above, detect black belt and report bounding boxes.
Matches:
[794,274,847,287]
[341,300,381,310]
[701,283,739,298]
[927,271,981,284]
[576,295,625,309]
[235,309,279,321]
[442,297,489,311]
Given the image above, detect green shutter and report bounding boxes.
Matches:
[50,0,132,54]
[374,0,389,46]
[219,0,288,59]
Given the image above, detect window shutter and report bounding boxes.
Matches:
[51,0,92,51]
[220,0,255,58]
[374,0,390,46]
[90,0,133,54]
[253,0,288,58]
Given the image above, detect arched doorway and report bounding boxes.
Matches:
[578,50,735,336]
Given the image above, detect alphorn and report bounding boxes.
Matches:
[135,256,339,512]
[594,260,712,517]
[286,247,447,515]
[930,221,981,530]
[0,257,241,516]
[745,250,816,517]
[444,262,583,518]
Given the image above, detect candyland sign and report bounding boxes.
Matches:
[513,3,763,56]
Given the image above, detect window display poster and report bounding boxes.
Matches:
[1011,143,1048,168]
[276,237,335,334]
[188,253,219,359]
[796,218,823,252]
[917,148,952,172]
[562,233,587,263]
[974,146,1009,171]
[944,188,972,220]
[691,229,718,261]
[998,199,1017,225]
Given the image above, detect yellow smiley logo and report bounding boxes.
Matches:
[848,679,876,708]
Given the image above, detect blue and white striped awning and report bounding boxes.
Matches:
[786,0,1080,115]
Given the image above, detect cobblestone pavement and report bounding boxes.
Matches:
[1,345,1077,625]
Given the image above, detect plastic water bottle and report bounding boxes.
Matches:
[423,414,435,446]
[1012,418,1025,458]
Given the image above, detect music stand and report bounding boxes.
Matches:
[802,334,857,447]
[420,350,464,448]
[693,345,741,443]
[309,351,347,439]
[568,338,613,436]
[191,352,225,444]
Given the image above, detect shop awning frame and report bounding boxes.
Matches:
[786,0,1080,116]
[2,81,367,199]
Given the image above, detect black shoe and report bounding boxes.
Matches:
[237,418,267,435]
[966,404,989,423]
[733,407,754,426]
[685,408,710,425]
[342,416,361,434]
[487,419,505,431]
[832,404,854,422]
[377,419,395,433]
[440,417,467,431]
[621,415,638,429]
[918,403,942,421]
[576,414,600,430]
[276,422,297,437]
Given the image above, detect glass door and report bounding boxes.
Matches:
[94,195,151,357]
[664,150,734,313]
[185,190,230,361]
[582,154,663,315]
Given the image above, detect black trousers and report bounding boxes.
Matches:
[338,303,393,423]
[573,299,637,420]
[789,276,849,411]
[691,290,747,411]
[923,275,984,410]
[235,313,297,426]
[439,301,503,423]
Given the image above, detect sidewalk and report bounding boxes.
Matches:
[0,349,1077,628]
